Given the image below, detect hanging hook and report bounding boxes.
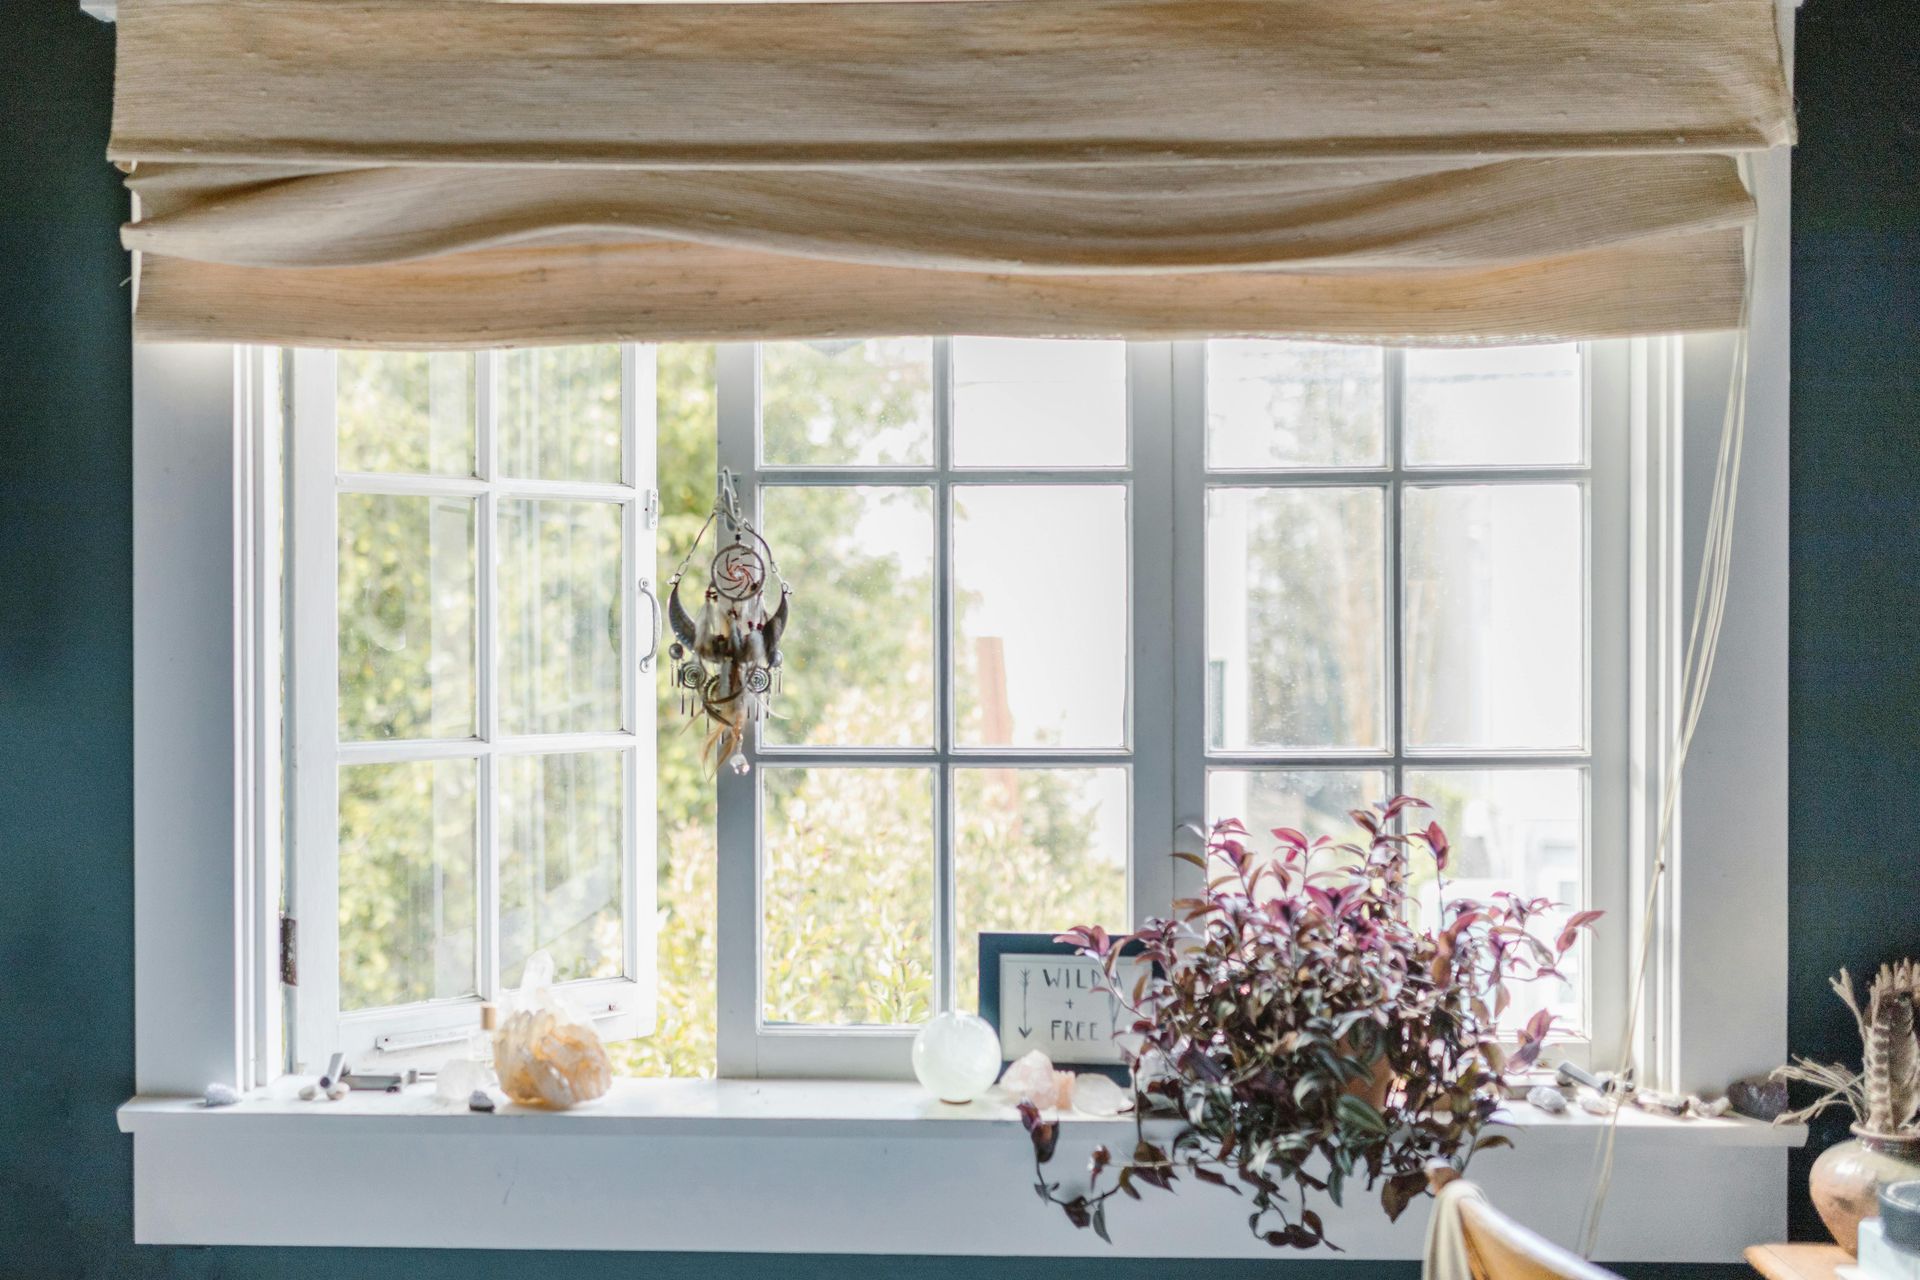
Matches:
[717,466,745,535]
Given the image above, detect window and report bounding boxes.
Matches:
[710,339,1170,1076]
[286,347,657,1064]
[1191,341,1627,1057]
[282,337,1625,1075]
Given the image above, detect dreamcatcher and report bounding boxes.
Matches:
[665,468,791,775]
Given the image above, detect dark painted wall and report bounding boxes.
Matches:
[2,0,1911,1273]
[1786,0,1920,1243]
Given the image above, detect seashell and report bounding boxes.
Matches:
[667,578,698,648]
[1728,1075,1789,1121]
[763,589,790,667]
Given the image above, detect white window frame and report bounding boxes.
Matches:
[282,347,659,1069]
[117,7,1794,1249]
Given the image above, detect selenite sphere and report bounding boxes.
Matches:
[911,1011,1003,1104]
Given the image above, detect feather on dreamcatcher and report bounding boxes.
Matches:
[666,468,791,775]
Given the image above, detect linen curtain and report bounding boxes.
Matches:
[108,0,1795,347]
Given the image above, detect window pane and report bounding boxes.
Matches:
[616,343,720,1080]
[952,338,1127,467]
[500,345,623,482]
[338,759,477,1011]
[1404,768,1584,1033]
[760,339,934,467]
[1207,487,1385,750]
[955,486,1127,749]
[762,767,934,1027]
[955,768,1128,1011]
[759,486,934,747]
[1405,484,1583,749]
[1206,341,1384,469]
[499,751,625,987]
[338,493,476,741]
[1207,769,1389,880]
[337,351,474,476]
[1206,770,1389,842]
[1404,344,1583,467]
[499,499,624,736]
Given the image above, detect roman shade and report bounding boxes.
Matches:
[108,0,1795,348]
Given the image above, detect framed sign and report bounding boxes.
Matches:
[976,931,1147,1083]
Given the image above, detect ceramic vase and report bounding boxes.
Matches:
[1811,1127,1920,1255]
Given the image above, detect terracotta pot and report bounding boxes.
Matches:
[1811,1127,1920,1255]
[1340,1050,1395,1109]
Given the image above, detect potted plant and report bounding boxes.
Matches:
[1774,963,1920,1255]
[1020,797,1598,1250]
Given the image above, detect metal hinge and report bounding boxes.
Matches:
[644,488,660,530]
[279,914,298,986]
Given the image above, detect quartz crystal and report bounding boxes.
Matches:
[494,1007,612,1108]
[489,950,614,1109]
[434,1058,486,1106]
[1070,1072,1132,1117]
[1001,1049,1075,1109]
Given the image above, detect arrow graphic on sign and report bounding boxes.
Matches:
[1017,967,1032,1038]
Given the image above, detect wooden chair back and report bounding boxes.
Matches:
[1455,1194,1624,1280]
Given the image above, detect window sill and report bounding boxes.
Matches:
[120,1078,1802,1257]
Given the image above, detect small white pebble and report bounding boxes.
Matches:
[297,1083,319,1101]
[1577,1087,1617,1115]
[1526,1084,1569,1114]
[203,1083,240,1108]
[326,1082,350,1101]
[1690,1095,1732,1118]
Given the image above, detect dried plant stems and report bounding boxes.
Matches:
[1774,963,1920,1136]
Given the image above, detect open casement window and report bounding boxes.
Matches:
[1184,339,1630,1068]
[287,346,658,1068]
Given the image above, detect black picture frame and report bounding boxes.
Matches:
[975,931,1142,1084]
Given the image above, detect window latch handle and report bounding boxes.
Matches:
[638,577,661,672]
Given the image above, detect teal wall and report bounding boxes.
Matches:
[1785,0,1920,1243]
[2,0,1911,1274]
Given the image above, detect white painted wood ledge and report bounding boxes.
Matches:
[121,1079,1802,1258]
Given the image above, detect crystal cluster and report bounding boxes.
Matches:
[494,1007,612,1109]
[999,1049,1132,1116]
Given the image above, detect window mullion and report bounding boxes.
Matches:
[931,337,956,1016]
[1169,340,1210,908]
[1384,347,1407,771]
[476,349,502,1002]
[714,342,762,1076]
